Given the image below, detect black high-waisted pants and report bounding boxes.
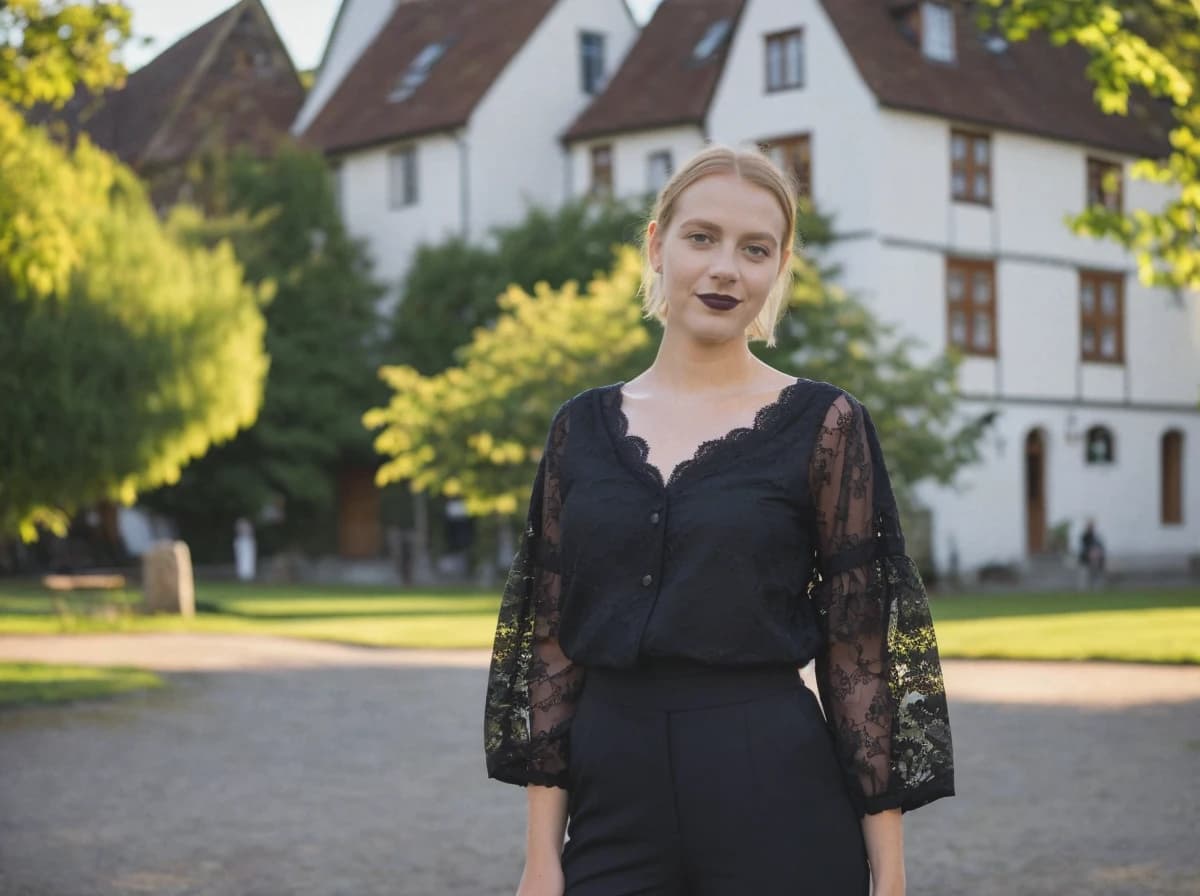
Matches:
[560,658,870,895]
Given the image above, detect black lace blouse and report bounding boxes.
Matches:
[484,377,955,817]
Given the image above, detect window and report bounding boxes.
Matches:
[1079,270,1123,363]
[693,19,732,62]
[590,144,613,197]
[1161,430,1184,524]
[1086,157,1123,212]
[762,134,812,200]
[647,150,672,193]
[951,129,991,204]
[765,29,804,92]
[921,2,956,62]
[946,258,997,356]
[388,146,418,208]
[390,41,449,102]
[581,32,606,94]
[1085,426,1115,464]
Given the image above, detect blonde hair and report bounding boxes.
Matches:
[639,143,798,347]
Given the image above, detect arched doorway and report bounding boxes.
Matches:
[1025,429,1046,554]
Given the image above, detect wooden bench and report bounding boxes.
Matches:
[42,574,139,621]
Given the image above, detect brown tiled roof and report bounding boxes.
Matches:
[819,0,1171,158]
[563,0,746,143]
[30,0,304,167]
[301,0,559,154]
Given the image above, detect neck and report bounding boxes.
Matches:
[640,328,769,396]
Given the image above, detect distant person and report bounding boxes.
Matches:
[484,144,955,896]
[233,518,256,582]
[1078,518,1105,589]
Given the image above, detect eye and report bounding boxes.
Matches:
[687,232,713,245]
[745,244,770,258]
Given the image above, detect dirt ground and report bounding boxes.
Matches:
[1,633,1197,896]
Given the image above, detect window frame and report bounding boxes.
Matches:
[950,129,992,206]
[1086,156,1123,213]
[1078,269,1125,365]
[760,132,812,200]
[945,256,998,357]
[387,145,418,209]
[646,149,673,193]
[765,28,804,93]
[590,143,614,197]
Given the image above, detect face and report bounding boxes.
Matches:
[647,171,791,344]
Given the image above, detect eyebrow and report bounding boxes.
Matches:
[678,218,779,248]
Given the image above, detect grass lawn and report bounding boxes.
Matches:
[0,661,164,708]
[0,580,1197,663]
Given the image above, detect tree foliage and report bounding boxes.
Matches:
[366,247,651,517]
[142,147,386,553]
[0,0,131,109]
[977,0,1200,291]
[388,196,649,374]
[0,100,269,540]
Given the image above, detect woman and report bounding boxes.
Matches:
[484,144,955,895]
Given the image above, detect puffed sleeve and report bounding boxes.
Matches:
[808,390,956,816]
[484,400,584,788]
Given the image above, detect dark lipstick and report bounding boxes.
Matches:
[697,293,740,311]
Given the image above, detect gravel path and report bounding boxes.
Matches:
[1,634,1198,896]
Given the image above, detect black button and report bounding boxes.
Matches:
[649,511,660,524]
[641,574,653,587]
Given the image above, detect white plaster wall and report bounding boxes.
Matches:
[877,110,946,246]
[336,134,463,312]
[918,401,1200,573]
[996,261,1077,400]
[293,0,398,135]
[1079,363,1126,402]
[566,127,706,201]
[1127,282,1200,404]
[467,0,637,240]
[706,0,880,234]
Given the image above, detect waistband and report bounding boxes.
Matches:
[583,656,804,711]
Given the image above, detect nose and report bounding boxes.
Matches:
[707,242,739,285]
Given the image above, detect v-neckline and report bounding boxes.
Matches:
[602,377,807,490]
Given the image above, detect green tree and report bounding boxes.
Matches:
[0,0,131,109]
[0,100,269,540]
[388,196,649,374]
[142,146,386,556]
[977,0,1200,291]
[366,246,650,519]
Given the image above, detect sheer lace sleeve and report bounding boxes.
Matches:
[808,391,955,816]
[484,401,584,789]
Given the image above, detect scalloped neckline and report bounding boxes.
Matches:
[605,377,806,490]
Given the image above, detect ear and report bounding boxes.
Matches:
[647,220,662,272]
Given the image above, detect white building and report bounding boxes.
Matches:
[295,0,637,315]
[563,0,1198,576]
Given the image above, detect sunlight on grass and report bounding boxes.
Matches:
[0,661,164,708]
[1,581,1197,663]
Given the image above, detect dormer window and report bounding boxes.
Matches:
[390,42,449,103]
[921,2,955,63]
[693,19,732,63]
